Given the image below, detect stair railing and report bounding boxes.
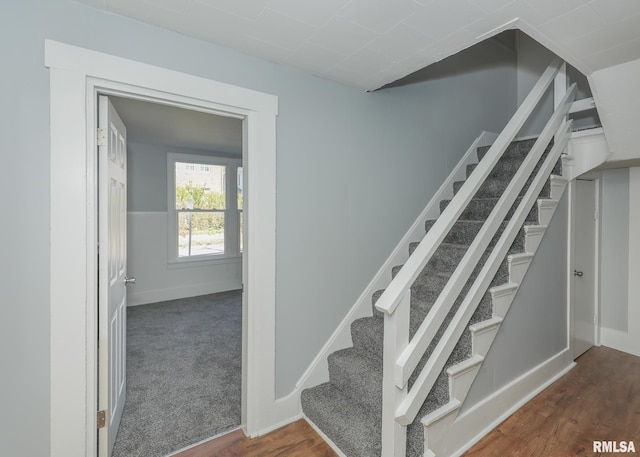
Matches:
[376,58,576,457]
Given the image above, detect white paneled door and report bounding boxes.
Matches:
[571,179,597,359]
[98,96,129,457]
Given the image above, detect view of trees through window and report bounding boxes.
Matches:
[175,162,226,257]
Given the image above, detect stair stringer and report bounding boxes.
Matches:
[421,176,569,457]
[295,132,498,394]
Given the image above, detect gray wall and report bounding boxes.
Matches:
[0,0,517,454]
[463,192,569,411]
[128,142,170,212]
[600,168,630,331]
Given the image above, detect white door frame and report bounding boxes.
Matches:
[46,40,278,457]
[567,174,601,357]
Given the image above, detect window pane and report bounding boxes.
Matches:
[178,211,225,257]
[175,162,226,210]
[237,167,243,210]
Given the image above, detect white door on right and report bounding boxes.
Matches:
[571,179,597,359]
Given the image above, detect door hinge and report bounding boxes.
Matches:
[97,128,107,147]
[97,409,108,429]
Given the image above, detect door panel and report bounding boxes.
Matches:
[98,95,128,457]
[572,179,597,359]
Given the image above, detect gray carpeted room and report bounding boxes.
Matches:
[113,290,242,456]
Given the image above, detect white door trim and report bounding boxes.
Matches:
[46,40,278,457]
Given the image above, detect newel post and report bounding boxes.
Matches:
[553,61,568,146]
[554,61,568,111]
[381,289,410,457]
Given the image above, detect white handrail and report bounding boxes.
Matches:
[374,57,563,316]
[394,83,577,390]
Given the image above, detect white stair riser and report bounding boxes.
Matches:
[490,285,518,319]
[537,200,558,226]
[550,176,568,200]
[508,255,533,284]
[449,363,482,402]
[524,226,546,252]
[470,324,502,357]
[422,406,459,455]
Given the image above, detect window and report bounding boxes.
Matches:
[168,153,242,264]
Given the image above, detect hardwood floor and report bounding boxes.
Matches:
[173,346,640,457]
[464,346,640,457]
[172,419,337,457]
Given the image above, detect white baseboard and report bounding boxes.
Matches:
[600,327,640,357]
[437,348,574,457]
[127,280,241,306]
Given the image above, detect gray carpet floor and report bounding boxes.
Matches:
[112,290,242,457]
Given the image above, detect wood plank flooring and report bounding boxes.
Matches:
[172,419,337,457]
[174,346,640,457]
[464,346,640,457]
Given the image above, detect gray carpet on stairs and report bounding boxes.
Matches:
[302,138,560,457]
[112,290,242,457]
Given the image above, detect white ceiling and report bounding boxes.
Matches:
[76,0,640,91]
[109,96,242,154]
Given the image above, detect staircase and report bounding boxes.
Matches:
[301,59,598,457]
[301,136,566,457]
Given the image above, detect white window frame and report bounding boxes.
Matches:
[167,152,241,266]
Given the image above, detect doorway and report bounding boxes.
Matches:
[570,178,599,359]
[98,95,246,456]
[47,40,278,457]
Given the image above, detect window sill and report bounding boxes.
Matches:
[167,255,242,270]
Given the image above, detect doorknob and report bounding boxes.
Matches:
[124,276,136,285]
[573,270,583,277]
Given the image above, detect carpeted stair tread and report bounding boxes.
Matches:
[302,383,381,457]
[476,138,538,161]
[466,160,521,179]
[466,157,561,180]
[453,174,552,198]
[407,243,474,274]
[440,196,539,223]
[351,316,384,358]
[423,220,528,251]
[409,240,468,259]
[328,347,383,412]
